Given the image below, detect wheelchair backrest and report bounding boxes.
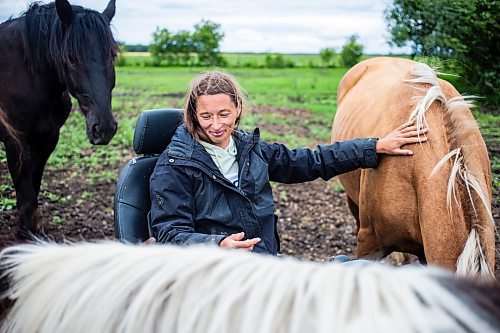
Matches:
[114,108,183,243]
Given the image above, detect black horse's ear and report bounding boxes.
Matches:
[102,0,116,22]
[55,0,74,26]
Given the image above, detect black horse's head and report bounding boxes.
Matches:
[55,0,118,145]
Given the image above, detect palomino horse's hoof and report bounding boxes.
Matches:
[329,254,350,263]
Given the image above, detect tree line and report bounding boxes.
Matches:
[121,27,365,69]
[147,20,226,67]
[120,0,497,102]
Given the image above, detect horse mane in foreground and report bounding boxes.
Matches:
[1,242,499,333]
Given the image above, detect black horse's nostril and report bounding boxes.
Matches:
[92,123,100,136]
[89,120,117,145]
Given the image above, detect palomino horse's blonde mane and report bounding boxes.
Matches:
[1,241,499,333]
[0,105,17,142]
[404,63,494,279]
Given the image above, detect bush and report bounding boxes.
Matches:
[340,35,364,67]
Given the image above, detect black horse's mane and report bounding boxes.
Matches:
[20,2,117,72]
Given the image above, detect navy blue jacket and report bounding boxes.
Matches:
[148,124,379,255]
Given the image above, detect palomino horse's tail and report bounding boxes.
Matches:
[1,241,500,333]
[406,63,495,279]
[0,105,20,148]
[0,106,23,161]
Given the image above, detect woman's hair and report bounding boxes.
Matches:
[183,70,248,141]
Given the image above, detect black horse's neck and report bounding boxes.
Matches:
[20,2,117,75]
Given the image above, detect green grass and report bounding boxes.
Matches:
[1,64,498,211]
[122,52,332,68]
[224,53,325,67]
[114,66,346,131]
[0,66,346,212]
[120,52,402,69]
[472,110,500,192]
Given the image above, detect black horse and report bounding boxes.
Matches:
[0,0,118,238]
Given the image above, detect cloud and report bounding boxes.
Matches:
[0,0,408,54]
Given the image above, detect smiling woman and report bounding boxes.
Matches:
[147,69,427,254]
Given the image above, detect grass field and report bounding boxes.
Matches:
[120,52,386,68]
[55,65,500,183]
[121,52,331,67]
[106,65,347,148]
[0,65,498,209]
[21,66,347,184]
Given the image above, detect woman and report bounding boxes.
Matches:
[148,70,427,254]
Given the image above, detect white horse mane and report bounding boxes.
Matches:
[404,62,495,279]
[1,241,499,333]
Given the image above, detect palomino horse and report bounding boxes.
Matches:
[331,57,495,278]
[0,0,118,238]
[0,241,499,333]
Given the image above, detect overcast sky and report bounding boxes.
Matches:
[0,0,409,54]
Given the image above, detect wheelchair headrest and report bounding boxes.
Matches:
[132,108,183,155]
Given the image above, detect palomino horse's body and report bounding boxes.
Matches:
[0,242,499,333]
[331,57,494,277]
[0,0,118,238]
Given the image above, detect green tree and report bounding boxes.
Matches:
[265,54,284,68]
[149,27,176,65]
[149,20,226,67]
[319,47,336,67]
[192,20,226,66]
[340,35,364,67]
[124,44,148,52]
[172,30,194,66]
[385,0,499,103]
[116,44,127,66]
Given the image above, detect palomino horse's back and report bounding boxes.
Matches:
[331,57,494,278]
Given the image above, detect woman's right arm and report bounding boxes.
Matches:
[148,163,225,246]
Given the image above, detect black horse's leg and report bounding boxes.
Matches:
[6,92,70,239]
[31,134,59,198]
[5,133,59,239]
[4,140,41,239]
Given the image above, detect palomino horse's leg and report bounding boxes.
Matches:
[347,196,390,261]
[346,196,360,225]
[358,250,391,261]
[346,195,386,260]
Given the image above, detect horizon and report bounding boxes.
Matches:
[0,0,412,54]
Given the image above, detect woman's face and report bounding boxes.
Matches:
[196,94,239,149]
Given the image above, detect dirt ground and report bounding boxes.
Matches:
[0,106,498,277]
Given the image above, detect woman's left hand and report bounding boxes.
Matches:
[376,120,428,156]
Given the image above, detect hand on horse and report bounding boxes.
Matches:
[219,232,261,251]
[376,120,428,156]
